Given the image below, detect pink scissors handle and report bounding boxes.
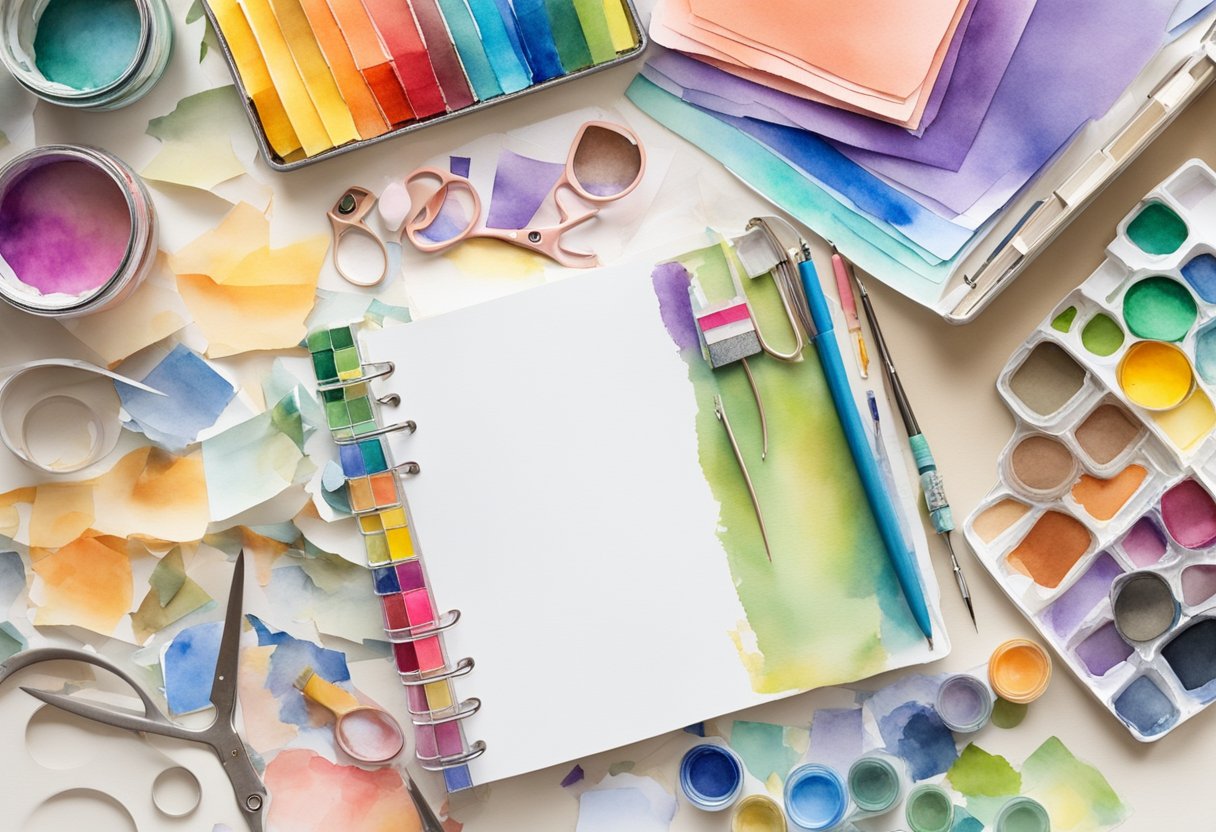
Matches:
[403,167,483,255]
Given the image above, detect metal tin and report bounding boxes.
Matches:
[0,145,157,318]
[0,0,173,110]
[199,0,648,171]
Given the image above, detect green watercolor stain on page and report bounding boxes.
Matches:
[1081,313,1124,357]
[947,745,1021,799]
[1126,202,1188,255]
[1021,737,1129,830]
[1050,306,1077,333]
[991,698,1027,728]
[1123,276,1197,342]
[652,244,921,694]
[729,721,799,786]
[34,0,141,91]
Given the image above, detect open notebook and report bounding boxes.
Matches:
[342,243,948,787]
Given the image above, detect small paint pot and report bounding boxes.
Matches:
[1112,571,1180,643]
[994,796,1051,832]
[1117,341,1194,412]
[989,639,1053,704]
[0,0,173,110]
[679,744,743,811]
[784,764,848,830]
[905,783,955,832]
[936,673,994,733]
[731,794,786,832]
[846,753,905,817]
[0,145,157,317]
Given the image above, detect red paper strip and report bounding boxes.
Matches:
[361,0,448,117]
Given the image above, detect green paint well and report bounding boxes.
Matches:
[1050,306,1077,333]
[991,698,1028,728]
[1020,737,1129,829]
[659,244,920,694]
[1126,202,1188,255]
[947,745,1021,799]
[1122,276,1197,342]
[1080,313,1124,357]
[729,721,799,786]
[848,756,900,813]
[906,784,954,832]
[33,0,142,92]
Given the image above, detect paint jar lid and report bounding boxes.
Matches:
[679,744,743,812]
[731,794,786,832]
[988,639,1053,704]
[847,754,902,814]
[784,763,847,830]
[994,796,1051,832]
[935,673,994,733]
[905,783,955,832]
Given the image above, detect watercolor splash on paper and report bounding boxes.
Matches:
[30,535,132,634]
[650,245,925,693]
[163,619,225,715]
[946,744,1023,822]
[806,708,863,776]
[117,344,237,451]
[264,749,421,832]
[1020,737,1129,832]
[730,720,801,789]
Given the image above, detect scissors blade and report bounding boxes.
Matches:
[210,550,246,721]
[21,686,196,742]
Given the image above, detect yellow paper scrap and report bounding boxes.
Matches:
[92,447,210,543]
[210,0,302,157]
[237,0,333,156]
[602,0,637,52]
[0,487,34,540]
[143,87,250,191]
[29,483,94,549]
[32,535,133,635]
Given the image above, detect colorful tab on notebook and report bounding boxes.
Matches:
[409,0,476,109]
[265,0,361,146]
[436,0,503,100]
[210,0,302,157]
[510,0,565,82]
[467,0,532,93]
[601,0,636,52]
[543,0,592,71]
[237,0,332,155]
[361,0,448,118]
[326,0,416,124]
[571,0,615,63]
[297,0,390,139]
[697,301,751,331]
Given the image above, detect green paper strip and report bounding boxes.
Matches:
[436,0,503,99]
[626,76,951,306]
[543,0,592,71]
[572,0,615,63]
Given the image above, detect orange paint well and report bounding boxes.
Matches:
[1006,511,1092,588]
[1071,465,1148,521]
[989,639,1052,704]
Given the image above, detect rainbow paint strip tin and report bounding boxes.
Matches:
[966,159,1216,741]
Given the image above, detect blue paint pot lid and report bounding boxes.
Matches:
[679,744,743,811]
[784,763,847,830]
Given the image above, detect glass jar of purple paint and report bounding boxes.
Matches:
[0,144,157,317]
[1,0,172,110]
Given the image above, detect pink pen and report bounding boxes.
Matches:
[830,244,870,379]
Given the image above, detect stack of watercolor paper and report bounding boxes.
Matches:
[965,160,1216,741]
[627,0,1216,319]
[203,0,643,169]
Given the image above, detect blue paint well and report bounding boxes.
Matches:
[1182,253,1216,302]
[1113,675,1179,736]
[339,443,366,477]
[1162,618,1216,699]
[444,764,474,792]
[680,744,742,810]
[372,566,401,595]
[784,764,847,830]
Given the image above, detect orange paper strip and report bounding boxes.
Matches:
[326,0,416,124]
[298,0,392,138]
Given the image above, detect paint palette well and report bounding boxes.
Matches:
[966,160,1216,741]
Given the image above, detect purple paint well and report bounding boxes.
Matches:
[1041,553,1124,638]
[1161,480,1216,549]
[1120,517,1168,567]
[1182,565,1216,607]
[1075,621,1133,677]
[0,158,131,295]
[935,674,991,733]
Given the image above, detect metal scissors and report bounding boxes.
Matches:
[0,552,268,832]
[398,120,646,268]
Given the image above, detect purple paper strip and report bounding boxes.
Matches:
[450,155,472,177]
[485,149,564,229]
[838,0,1177,214]
[647,0,1033,171]
[1041,552,1123,638]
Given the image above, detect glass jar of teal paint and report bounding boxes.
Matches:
[1,0,173,110]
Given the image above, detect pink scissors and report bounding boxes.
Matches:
[397,121,646,268]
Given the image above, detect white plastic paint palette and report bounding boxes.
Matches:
[966,160,1216,741]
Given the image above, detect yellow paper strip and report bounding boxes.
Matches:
[265,0,361,146]
[296,0,390,139]
[210,0,302,157]
[602,0,636,52]
[237,0,334,156]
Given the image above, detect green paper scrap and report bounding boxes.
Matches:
[626,76,951,308]
[143,87,249,191]
[436,0,504,100]
[544,0,593,71]
[0,622,25,662]
[572,0,616,63]
[947,744,1022,798]
[1021,737,1130,831]
[131,548,214,643]
[185,0,220,61]
[729,721,799,786]
[151,548,188,606]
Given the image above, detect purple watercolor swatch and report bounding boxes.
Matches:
[1041,553,1123,638]
[1076,621,1133,677]
[806,707,864,776]
[651,260,699,351]
[485,149,564,230]
[1121,516,1168,567]
[0,159,131,295]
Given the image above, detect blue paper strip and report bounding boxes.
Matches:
[436,0,504,100]
[509,0,565,81]
[467,0,532,93]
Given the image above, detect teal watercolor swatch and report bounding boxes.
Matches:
[34,0,142,91]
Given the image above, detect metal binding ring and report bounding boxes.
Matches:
[410,697,482,725]
[386,609,461,642]
[316,361,395,391]
[399,656,474,686]
[417,740,487,771]
[335,420,416,444]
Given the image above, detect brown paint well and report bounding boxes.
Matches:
[1075,404,1141,466]
[1009,342,1087,417]
[973,499,1031,544]
[1006,511,1093,588]
[1009,435,1077,495]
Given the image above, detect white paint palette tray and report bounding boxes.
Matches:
[965,160,1216,741]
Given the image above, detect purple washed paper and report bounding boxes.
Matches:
[646,0,1033,171]
[841,0,1177,215]
[806,708,864,775]
[1041,552,1123,638]
[485,148,564,229]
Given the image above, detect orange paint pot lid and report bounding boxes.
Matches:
[988,639,1052,704]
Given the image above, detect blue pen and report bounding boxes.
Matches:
[791,239,935,648]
